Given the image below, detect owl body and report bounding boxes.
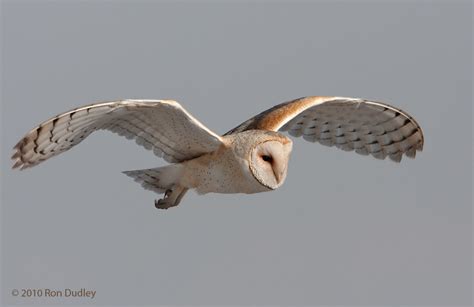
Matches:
[180,130,293,195]
[12,97,424,210]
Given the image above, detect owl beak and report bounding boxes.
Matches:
[273,166,286,185]
[275,171,283,184]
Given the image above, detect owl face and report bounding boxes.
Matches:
[249,138,293,190]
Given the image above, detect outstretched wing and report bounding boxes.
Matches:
[225,96,424,162]
[12,99,223,169]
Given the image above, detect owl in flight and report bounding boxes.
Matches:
[12,96,424,209]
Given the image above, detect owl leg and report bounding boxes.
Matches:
[155,185,188,210]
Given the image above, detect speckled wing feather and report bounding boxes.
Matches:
[226,96,424,162]
[12,100,223,169]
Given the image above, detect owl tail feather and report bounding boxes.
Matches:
[122,165,188,209]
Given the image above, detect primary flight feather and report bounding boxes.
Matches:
[12,96,424,209]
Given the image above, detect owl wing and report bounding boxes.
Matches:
[12,99,223,169]
[225,96,424,162]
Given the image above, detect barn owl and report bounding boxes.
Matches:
[12,96,424,209]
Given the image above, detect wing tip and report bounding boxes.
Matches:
[11,146,24,169]
[11,147,38,170]
[416,140,424,152]
[12,159,22,169]
[11,150,20,160]
[122,170,134,177]
[388,152,403,163]
[13,138,25,150]
[11,159,29,170]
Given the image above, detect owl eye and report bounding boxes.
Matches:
[261,155,273,163]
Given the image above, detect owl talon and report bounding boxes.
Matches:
[154,189,175,209]
[155,198,170,210]
[154,187,187,210]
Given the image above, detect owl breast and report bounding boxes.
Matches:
[180,147,270,195]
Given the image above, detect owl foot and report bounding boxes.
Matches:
[154,189,173,209]
[154,187,188,210]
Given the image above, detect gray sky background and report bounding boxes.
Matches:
[1,1,472,306]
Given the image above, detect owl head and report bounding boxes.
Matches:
[235,130,293,190]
